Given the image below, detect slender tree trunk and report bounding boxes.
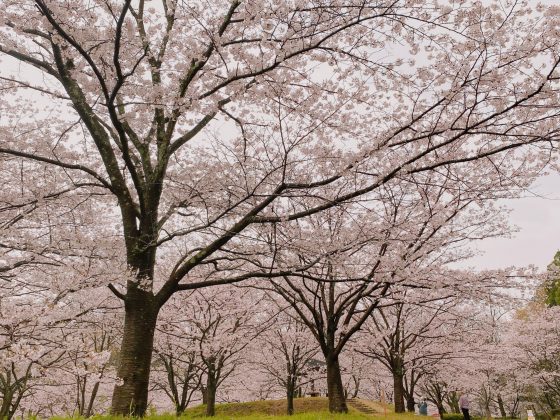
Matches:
[509,396,520,418]
[497,394,507,418]
[405,377,415,412]
[77,377,85,416]
[393,371,406,413]
[205,365,218,417]
[351,375,360,399]
[326,354,347,413]
[406,394,415,412]
[286,380,295,415]
[205,381,217,416]
[1,372,27,420]
[110,289,159,416]
[176,385,188,417]
[427,382,446,417]
[448,391,460,413]
[85,381,100,417]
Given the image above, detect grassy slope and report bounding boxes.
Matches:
[54,398,418,420]
[180,397,418,419]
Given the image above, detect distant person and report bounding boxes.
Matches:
[459,392,471,420]
[419,399,428,416]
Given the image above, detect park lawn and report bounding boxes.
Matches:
[180,397,418,419]
[53,398,419,419]
[177,413,416,420]
[184,397,336,417]
[179,413,370,419]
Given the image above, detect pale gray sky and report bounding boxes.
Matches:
[463,172,560,270]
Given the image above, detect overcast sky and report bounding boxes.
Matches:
[461,172,560,271]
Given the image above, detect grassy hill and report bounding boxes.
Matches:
[180,397,418,419]
[53,398,418,419]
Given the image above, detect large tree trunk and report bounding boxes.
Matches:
[393,371,406,413]
[326,354,348,413]
[110,290,159,416]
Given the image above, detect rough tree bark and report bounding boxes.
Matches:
[393,369,406,413]
[286,376,295,415]
[325,354,347,413]
[205,362,218,417]
[110,290,160,416]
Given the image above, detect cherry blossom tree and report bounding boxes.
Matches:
[253,304,319,415]
[151,294,203,415]
[155,287,263,416]
[3,280,122,418]
[151,345,202,415]
[507,306,560,418]
[358,295,461,413]
[0,156,61,281]
[0,184,123,420]
[339,347,372,400]
[0,301,50,420]
[2,0,560,414]
[260,158,533,412]
[414,300,531,418]
[54,311,120,417]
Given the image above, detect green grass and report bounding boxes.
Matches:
[182,397,368,418]
[179,414,368,419]
[52,397,419,419]
[180,397,418,419]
